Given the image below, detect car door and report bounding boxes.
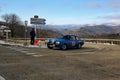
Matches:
[75,36,80,45]
[63,35,71,48]
[70,35,76,47]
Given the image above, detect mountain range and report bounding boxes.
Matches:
[77,25,120,36]
[36,24,120,37]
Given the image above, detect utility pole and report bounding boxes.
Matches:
[24,20,28,46]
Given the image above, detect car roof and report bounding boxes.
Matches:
[64,34,76,36]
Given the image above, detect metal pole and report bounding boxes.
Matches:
[6,32,8,42]
[35,24,37,39]
[24,20,28,46]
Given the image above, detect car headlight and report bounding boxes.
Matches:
[45,40,49,43]
[55,41,60,45]
[51,39,55,43]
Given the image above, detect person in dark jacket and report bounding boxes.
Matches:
[30,28,36,45]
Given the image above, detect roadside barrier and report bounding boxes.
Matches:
[4,38,120,45]
[84,39,120,45]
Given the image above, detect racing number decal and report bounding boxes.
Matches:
[72,41,76,46]
[70,36,76,47]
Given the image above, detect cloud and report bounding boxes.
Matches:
[80,2,103,8]
[80,0,120,8]
[109,0,120,8]
[96,12,120,24]
[99,12,120,19]
[103,15,120,20]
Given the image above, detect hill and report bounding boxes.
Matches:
[59,24,120,38]
[77,25,118,37]
[29,24,120,39]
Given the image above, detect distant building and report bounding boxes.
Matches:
[0,21,10,39]
[0,21,5,25]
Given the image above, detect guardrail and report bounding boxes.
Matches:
[84,39,120,45]
[4,38,120,45]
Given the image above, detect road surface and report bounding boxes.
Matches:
[0,43,120,80]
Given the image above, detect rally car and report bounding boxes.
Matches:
[46,34,84,50]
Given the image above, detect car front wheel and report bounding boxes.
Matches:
[61,44,67,50]
[47,44,53,49]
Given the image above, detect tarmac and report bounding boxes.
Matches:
[0,40,46,80]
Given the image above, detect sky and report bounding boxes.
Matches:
[0,0,120,25]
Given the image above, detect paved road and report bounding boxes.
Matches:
[0,43,120,80]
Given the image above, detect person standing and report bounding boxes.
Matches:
[30,28,36,45]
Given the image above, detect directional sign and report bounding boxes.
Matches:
[31,18,46,24]
[4,30,11,32]
[34,15,39,18]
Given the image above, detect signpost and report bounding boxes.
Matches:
[4,30,11,32]
[31,18,46,24]
[4,29,11,42]
[30,15,46,44]
[34,15,39,18]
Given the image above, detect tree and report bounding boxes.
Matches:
[1,14,10,25]
[1,13,22,37]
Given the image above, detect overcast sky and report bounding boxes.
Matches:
[0,0,120,25]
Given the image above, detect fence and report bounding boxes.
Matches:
[4,38,120,45]
[84,39,120,45]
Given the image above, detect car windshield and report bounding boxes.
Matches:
[57,35,64,39]
[57,35,70,40]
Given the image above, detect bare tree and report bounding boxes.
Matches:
[1,14,10,24]
[1,13,22,37]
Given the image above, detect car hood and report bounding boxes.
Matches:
[48,38,65,42]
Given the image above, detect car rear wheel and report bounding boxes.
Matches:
[77,44,82,49]
[61,44,67,50]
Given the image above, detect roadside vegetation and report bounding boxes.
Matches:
[0,13,120,39]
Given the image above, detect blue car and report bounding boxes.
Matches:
[46,34,84,50]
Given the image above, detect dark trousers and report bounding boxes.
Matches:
[30,37,35,45]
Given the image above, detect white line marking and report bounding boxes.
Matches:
[32,55,43,57]
[0,75,5,80]
[26,53,36,55]
[20,51,29,53]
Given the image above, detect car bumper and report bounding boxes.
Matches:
[47,43,60,48]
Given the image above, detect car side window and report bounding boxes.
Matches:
[76,36,80,40]
[63,35,70,40]
[70,36,76,40]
